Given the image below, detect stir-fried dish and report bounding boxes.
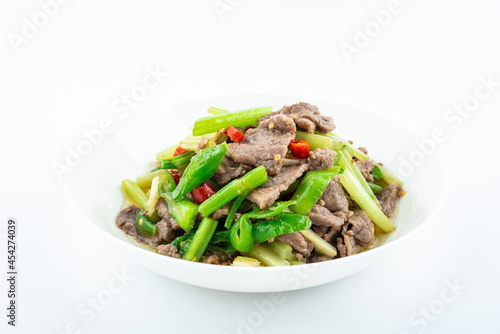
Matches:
[116,102,405,266]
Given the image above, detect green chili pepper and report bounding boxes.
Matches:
[158,159,177,170]
[289,167,340,215]
[159,172,199,232]
[135,211,157,236]
[172,143,227,200]
[228,200,296,252]
[230,215,254,253]
[252,213,312,244]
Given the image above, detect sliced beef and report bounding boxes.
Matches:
[247,164,309,209]
[307,253,332,263]
[276,232,314,262]
[158,244,181,259]
[311,208,349,243]
[377,183,403,217]
[321,176,349,212]
[358,147,368,155]
[197,137,209,151]
[355,160,376,182]
[212,155,252,185]
[259,102,335,134]
[227,114,296,176]
[203,253,232,265]
[308,147,337,171]
[211,204,230,220]
[337,210,375,258]
[116,205,141,230]
[155,198,180,230]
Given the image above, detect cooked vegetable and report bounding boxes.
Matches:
[377,164,404,186]
[368,182,383,194]
[225,126,245,143]
[198,165,268,217]
[207,106,228,115]
[224,190,250,229]
[207,230,236,255]
[171,150,196,168]
[299,229,337,258]
[135,211,157,236]
[229,201,297,252]
[232,256,261,267]
[147,176,161,217]
[289,167,340,215]
[243,244,290,267]
[267,240,301,264]
[121,179,149,210]
[158,159,176,170]
[371,165,382,181]
[156,144,178,161]
[172,144,227,200]
[337,149,381,209]
[289,140,310,159]
[229,215,254,252]
[191,182,216,204]
[252,213,312,244]
[184,217,218,261]
[159,172,199,232]
[192,106,272,136]
[340,169,395,233]
[136,169,165,189]
[174,146,189,157]
[295,131,333,151]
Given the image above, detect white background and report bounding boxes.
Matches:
[1,0,499,333]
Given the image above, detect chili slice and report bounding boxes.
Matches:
[225,126,245,143]
[191,182,216,204]
[289,140,310,159]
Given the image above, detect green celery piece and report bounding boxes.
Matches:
[192,106,272,136]
[243,244,290,267]
[299,229,337,258]
[184,217,218,261]
[198,166,268,217]
[338,149,382,209]
[340,169,395,233]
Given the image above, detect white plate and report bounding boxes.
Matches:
[65,94,449,292]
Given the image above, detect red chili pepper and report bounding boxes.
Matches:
[172,174,181,185]
[173,146,189,157]
[289,140,310,159]
[191,182,216,204]
[225,126,245,143]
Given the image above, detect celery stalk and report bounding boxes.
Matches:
[192,106,272,136]
[338,149,382,209]
[299,229,337,258]
[377,165,404,186]
[340,170,395,233]
[136,169,166,189]
[243,244,290,267]
[198,166,268,217]
[207,107,228,115]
